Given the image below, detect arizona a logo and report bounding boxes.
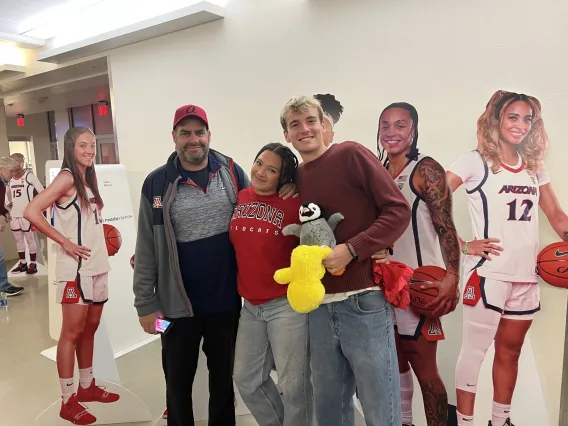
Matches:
[66,287,78,299]
[428,322,442,336]
[153,196,163,208]
[463,285,475,300]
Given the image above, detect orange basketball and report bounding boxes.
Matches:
[103,224,122,257]
[409,265,446,317]
[537,242,568,288]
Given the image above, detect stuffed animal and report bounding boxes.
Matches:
[283,202,345,275]
[274,245,332,313]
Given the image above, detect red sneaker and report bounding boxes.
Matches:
[60,394,96,425]
[77,379,120,403]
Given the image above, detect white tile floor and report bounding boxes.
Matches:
[0,259,258,426]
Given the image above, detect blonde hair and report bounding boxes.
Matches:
[477,90,548,173]
[280,95,324,130]
[0,157,17,169]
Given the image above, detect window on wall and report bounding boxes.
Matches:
[96,135,119,164]
[50,142,59,160]
[69,103,119,165]
[93,103,114,134]
[71,105,94,130]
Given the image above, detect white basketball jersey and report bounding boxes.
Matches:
[389,154,445,269]
[53,171,110,280]
[9,171,44,218]
[449,150,549,283]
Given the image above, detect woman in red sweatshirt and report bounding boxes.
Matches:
[230,143,312,426]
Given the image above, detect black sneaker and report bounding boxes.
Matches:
[10,262,27,274]
[489,419,514,426]
[4,285,24,296]
[26,263,38,275]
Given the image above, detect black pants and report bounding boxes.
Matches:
[161,310,240,426]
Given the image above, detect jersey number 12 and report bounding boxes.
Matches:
[507,199,534,222]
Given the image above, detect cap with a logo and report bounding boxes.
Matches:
[173,104,209,129]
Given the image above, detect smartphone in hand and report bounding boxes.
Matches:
[155,317,173,334]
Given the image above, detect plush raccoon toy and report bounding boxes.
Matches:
[283,202,344,248]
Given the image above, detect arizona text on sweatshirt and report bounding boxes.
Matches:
[229,187,302,305]
[296,141,411,294]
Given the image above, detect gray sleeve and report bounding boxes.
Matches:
[133,193,161,317]
[243,173,251,189]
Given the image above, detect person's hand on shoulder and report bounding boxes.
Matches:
[279,183,299,200]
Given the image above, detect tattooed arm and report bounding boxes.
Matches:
[414,157,461,316]
[539,183,568,242]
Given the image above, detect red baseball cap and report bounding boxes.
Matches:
[173,104,209,129]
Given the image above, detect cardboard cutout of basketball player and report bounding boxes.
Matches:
[8,153,44,275]
[377,102,461,426]
[314,93,344,147]
[446,90,568,426]
[25,126,120,425]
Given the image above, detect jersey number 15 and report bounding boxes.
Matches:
[12,189,21,198]
[507,199,534,222]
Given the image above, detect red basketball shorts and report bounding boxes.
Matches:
[56,272,109,305]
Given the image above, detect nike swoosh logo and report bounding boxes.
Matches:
[556,250,568,257]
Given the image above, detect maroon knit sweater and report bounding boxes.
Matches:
[296,141,411,294]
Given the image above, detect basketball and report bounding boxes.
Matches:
[537,242,568,288]
[103,224,122,257]
[409,265,446,317]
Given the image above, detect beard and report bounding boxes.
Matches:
[177,143,209,166]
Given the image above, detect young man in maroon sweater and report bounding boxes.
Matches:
[280,95,411,426]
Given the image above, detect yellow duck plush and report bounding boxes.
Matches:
[274,245,332,314]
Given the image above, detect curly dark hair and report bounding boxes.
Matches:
[314,93,344,124]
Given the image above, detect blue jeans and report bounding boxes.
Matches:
[0,245,10,291]
[233,297,313,426]
[309,290,401,426]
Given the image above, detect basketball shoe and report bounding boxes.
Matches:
[26,262,38,275]
[11,262,27,274]
[488,419,514,426]
[77,378,120,403]
[60,394,96,425]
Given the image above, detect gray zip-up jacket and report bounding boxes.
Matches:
[133,149,250,318]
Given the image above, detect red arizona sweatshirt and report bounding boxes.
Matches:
[229,186,302,305]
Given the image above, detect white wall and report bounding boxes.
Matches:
[107,0,568,423]
[0,107,18,260]
[6,112,52,186]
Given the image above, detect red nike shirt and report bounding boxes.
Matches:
[229,186,302,305]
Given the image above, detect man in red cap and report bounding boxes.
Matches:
[133,104,295,426]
